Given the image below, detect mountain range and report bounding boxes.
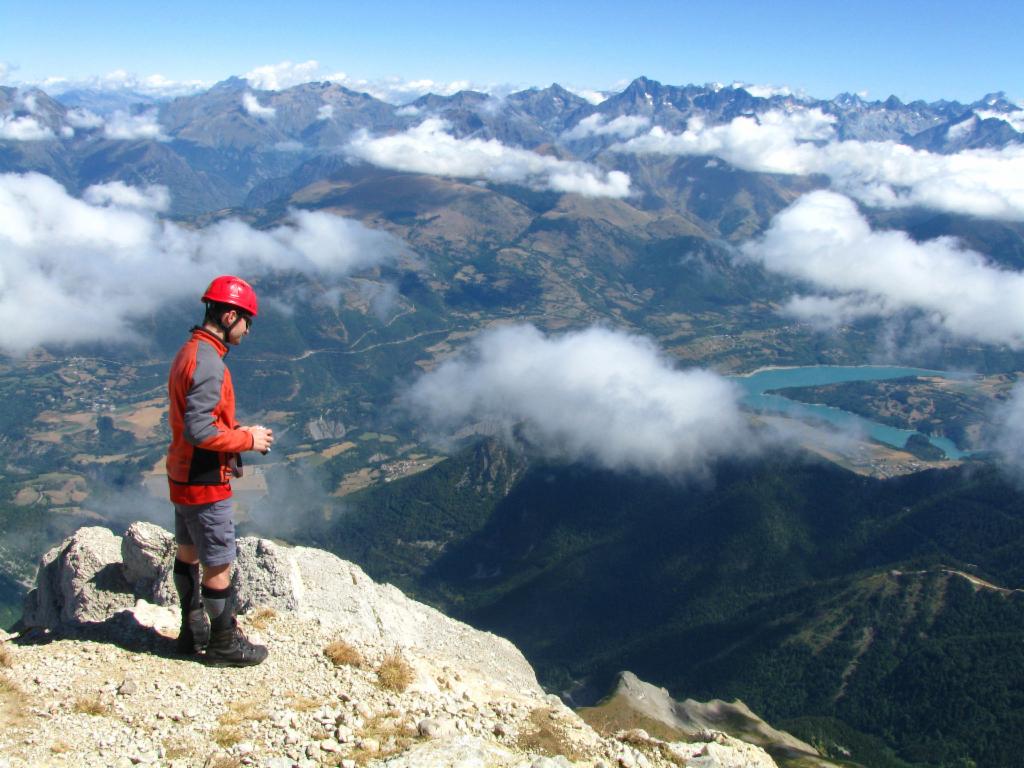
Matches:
[2,76,1021,214]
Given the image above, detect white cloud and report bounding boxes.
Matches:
[66,108,104,129]
[246,60,553,104]
[742,191,1024,347]
[993,383,1024,473]
[404,324,753,477]
[781,293,891,328]
[975,108,1024,133]
[561,114,651,140]
[244,60,325,91]
[565,87,607,105]
[38,69,208,98]
[19,93,39,114]
[242,92,276,120]
[732,82,797,99]
[616,108,835,174]
[82,181,170,211]
[0,172,407,353]
[818,141,1024,219]
[240,59,485,103]
[945,114,977,142]
[0,113,54,140]
[139,73,203,94]
[350,76,476,103]
[103,109,168,140]
[98,69,147,90]
[394,105,420,117]
[317,104,334,120]
[345,118,632,198]
[34,59,524,107]
[616,108,1024,220]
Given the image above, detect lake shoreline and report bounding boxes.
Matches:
[732,363,953,378]
[730,364,972,460]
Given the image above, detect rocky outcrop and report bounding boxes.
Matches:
[121,521,177,600]
[23,523,541,699]
[20,526,135,629]
[2,524,780,768]
[581,672,837,768]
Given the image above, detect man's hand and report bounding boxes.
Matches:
[245,425,274,454]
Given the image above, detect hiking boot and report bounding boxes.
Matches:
[205,623,268,667]
[176,607,211,655]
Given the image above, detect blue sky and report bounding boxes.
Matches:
[2,0,1021,102]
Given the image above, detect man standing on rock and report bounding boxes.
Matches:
[166,275,273,666]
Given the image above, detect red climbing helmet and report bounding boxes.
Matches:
[201,275,258,317]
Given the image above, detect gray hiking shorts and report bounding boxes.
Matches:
[174,498,236,567]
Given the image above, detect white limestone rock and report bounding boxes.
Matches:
[231,536,542,700]
[608,671,812,761]
[22,526,134,629]
[372,734,524,767]
[121,522,176,603]
[669,734,779,768]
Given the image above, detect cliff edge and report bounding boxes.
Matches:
[0,523,777,767]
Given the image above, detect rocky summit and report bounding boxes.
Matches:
[0,523,776,768]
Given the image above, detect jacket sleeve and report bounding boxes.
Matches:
[183,343,254,453]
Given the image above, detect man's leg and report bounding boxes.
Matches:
[173,518,210,654]
[201,562,230,589]
[199,562,232,638]
[197,502,267,667]
[202,570,268,666]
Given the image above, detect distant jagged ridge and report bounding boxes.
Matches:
[0,76,1020,214]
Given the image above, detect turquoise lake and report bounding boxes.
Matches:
[731,366,972,459]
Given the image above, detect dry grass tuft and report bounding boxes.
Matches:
[324,639,363,668]
[213,698,269,747]
[516,707,584,760]
[162,740,195,760]
[208,757,242,768]
[577,693,686,742]
[50,740,73,754]
[286,692,322,712]
[212,724,245,748]
[375,651,414,693]
[0,644,13,668]
[219,698,269,726]
[74,694,111,716]
[351,713,417,764]
[0,672,20,694]
[245,606,278,631]
[0,672,29,725]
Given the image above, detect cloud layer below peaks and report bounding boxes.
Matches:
[0,173,405,352]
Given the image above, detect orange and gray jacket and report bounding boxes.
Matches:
[166,327,254,505]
